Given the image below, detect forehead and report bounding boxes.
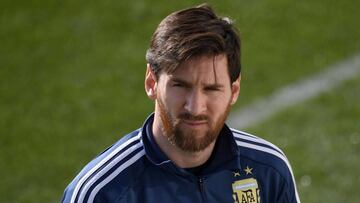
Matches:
[167,54,230,84]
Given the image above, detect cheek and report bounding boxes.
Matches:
[163,89,186,111]
[208,93,232,113]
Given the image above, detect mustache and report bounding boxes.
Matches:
[178,113,208,121]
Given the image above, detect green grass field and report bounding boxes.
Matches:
[248,75,360,202]
[1,0,360,202]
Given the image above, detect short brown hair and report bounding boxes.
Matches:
[146,4,241,83]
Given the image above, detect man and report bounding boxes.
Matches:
[62,4,300,203]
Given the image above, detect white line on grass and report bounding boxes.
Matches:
[228,53,360,129]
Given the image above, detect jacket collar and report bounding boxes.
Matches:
[141,113,242,176]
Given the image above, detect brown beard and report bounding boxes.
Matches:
[157,99,231,152]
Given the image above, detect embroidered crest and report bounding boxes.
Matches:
[232,178,260,203]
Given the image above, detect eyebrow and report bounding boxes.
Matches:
[171,78,224,89]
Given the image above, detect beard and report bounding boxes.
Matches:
[157,99,231,153]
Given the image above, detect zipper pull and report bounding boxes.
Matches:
[198,177,206,200]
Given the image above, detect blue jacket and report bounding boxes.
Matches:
[61,114,300,203]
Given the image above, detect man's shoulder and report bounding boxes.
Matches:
[61,129,147,203]
[230,128,295,181]
[230,128,301,203]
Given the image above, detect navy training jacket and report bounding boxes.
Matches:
[61,114,300,203]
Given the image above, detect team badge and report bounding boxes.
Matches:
[232,178,260,203]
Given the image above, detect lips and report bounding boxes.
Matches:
[181,119,208,126]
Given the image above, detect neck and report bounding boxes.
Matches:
[152,112,216,168]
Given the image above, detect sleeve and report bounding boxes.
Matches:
[277,182,299,203]
[276,163,301,203]
[61,178,78,203]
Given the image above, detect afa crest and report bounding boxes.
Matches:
[232,178,260,203]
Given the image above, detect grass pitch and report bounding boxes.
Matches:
[248,75,360,202]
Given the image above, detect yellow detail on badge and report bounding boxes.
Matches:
[232,178,260,203]
[233,171,241,177]
[244,166,253,175]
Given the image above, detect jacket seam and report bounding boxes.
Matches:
[240,154,290,186]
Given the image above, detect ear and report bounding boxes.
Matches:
[230,75,241,105]
[145,63,157,100]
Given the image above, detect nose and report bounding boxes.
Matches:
[184,90,207,116]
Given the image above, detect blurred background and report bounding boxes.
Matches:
[1,0,359,202]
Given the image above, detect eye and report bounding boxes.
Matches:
[172,83,184,87]
[205,86,221,91]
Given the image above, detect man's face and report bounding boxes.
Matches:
[152,54,240,152]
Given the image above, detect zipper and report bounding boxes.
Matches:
[198,177,207,203]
